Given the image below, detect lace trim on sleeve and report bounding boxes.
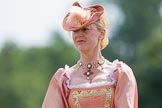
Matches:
[65,65,72,87]
[109,59,121,81]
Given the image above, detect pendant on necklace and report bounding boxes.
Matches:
[78,59,105,80]
[84,63,93,80]
[84,70,93,80]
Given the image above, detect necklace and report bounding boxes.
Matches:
[78,59,105,80]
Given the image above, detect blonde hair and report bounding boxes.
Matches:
[95,14,109,50]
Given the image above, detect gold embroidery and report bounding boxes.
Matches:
[72,88,113,108]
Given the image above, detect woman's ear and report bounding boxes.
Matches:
[99,29,106,40]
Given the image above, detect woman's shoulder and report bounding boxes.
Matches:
[110,59,133,72]
[50,68,66,81]
[54,68,65,76]
[111,59,136,82]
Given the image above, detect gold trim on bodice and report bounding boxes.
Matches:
[70,87,113,108]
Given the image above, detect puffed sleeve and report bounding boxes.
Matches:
[114,62,138,108]
[42,68,69,108]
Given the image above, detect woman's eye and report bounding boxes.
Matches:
[72,27,89,34]
[82,28,89,31]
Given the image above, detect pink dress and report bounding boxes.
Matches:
[42,60,138,108]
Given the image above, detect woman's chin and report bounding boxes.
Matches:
[77,46,88,51]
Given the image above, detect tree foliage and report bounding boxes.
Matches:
[0,33,78,108]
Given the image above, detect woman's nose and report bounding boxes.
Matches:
[77,30,83,35]
[73,29,83,36]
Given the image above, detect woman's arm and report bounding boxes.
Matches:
[42,68,69,108]
[114,63,138,108]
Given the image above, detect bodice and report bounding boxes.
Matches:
[68,85,115,108]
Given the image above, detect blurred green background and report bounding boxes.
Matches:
[0,0,162,108]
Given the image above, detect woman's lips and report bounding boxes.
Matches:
[77,40,86,43]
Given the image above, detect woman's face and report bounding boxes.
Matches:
[72,23,102,52]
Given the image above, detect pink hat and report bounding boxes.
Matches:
[62,2,104,31]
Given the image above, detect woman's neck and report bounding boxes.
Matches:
[79,51,104,64]
[78,38,104,64]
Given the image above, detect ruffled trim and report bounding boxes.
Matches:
[67,80,115,89]
[65,65,72,87]
[65,59,121,89]
[109,59,122,81]
[65,65,71,80]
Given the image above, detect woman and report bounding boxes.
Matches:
[42,2,138,108]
